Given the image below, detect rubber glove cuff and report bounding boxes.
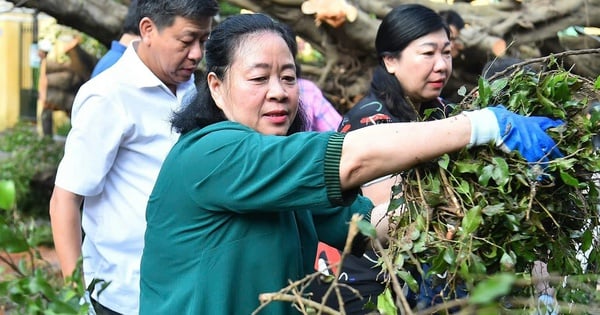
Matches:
[462,109,500,148]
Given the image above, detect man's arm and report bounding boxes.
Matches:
[49,186,83,278]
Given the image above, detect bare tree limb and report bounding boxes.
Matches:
[6,0,126,46]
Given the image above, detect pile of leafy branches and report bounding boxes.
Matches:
[385,60,600,313]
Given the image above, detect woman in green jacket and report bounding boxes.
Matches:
[139,13,563,315]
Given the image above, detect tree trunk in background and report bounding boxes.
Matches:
[8,0,600,112]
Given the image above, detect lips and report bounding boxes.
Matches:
[428,79,446,89]
[181,67,196,75]
[264,110,289,124]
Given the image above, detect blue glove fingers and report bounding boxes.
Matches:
[488,105,564,163]
[530,117,564,161]
[527,116,564,131]
[534,133,563,163]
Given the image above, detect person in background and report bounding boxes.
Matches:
[300,78,342,131]
[48,1,219,314]
[439,9,465,59]
[138,12,562,315]
[439,9,468,104]
[285,24,342,131]
[91,0,141,78]
[36,39,53,136]
[316,5,460,313]
[439,8,507,103]
[36,36,95,136]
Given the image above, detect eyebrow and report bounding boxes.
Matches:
[418,41,451,49]
[250,62,296,71]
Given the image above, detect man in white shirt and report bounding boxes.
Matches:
[49,1,219,314]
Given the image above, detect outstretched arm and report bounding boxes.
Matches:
[339,107,563,190]
[339,113,472,190]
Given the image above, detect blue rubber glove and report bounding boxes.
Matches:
[464,105,564,163]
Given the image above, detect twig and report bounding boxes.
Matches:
[257,292,340,315]
[372,240,414,315]
[488,48,600,83]
[463,47,600,102]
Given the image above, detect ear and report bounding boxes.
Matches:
[138,17,154,43]
[382,55,397,74]
[207,72,225,111]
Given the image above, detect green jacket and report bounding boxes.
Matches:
[140,122,373,314]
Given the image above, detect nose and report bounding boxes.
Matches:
[267,78,288,101]
[189,40,204,64]
[434,53,451,73]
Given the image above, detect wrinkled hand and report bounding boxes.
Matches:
[487,106,564,163]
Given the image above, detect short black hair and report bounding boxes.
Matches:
[136,0,219,31]
[122,0,140,36]
[439,10,465,30]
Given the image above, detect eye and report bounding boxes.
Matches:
[282,75,297,84]
[251,76,268,83]
[199,36,209,46]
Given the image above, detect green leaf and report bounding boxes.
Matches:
[481,203,505,216]
[443,247,456,265]
[412,231,427,253]
[357,220,377,239]
[490,157,510,188]
[581,229,593,252]
[490,77,508,95]
[455,160,480,174]
[456,178,471,195]
[30,269,57,300]
[394,253,404,269]
[0,179,16,210]
[397,270,419,292]
[437,154,450,170]
[470,273,515,304]
[478,78,491,106]
[469,253,487,275]
[0,225,30,253]
[462,206,482,234]
[559,170,580,187]
[377,287,397,315]
[479,164,493,186]
[594,75,600,89]
[500,250,516,271]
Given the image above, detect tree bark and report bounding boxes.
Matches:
[10,0,600,111]
[7,0,127,46]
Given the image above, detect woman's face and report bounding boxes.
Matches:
[383,29,452,103]
[208,31,299,136]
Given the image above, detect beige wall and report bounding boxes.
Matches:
[0,12,54,132]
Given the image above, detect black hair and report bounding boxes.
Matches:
[439,10,465,31]
[172,13,307,135]
[121,0,141,36]
[136,0,219,31]
[372,4,450,122]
